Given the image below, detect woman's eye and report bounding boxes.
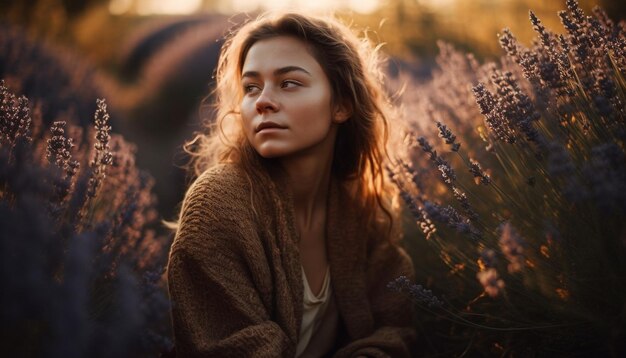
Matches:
[243,84,259,94]
[281,80,300,89]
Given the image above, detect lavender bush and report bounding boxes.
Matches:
[389,1,625,355]
[0,22,107,129]
[0,80,171,357]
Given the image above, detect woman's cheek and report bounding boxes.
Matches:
[240,105,256,137]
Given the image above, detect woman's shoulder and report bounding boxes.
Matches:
[181,163,253,218]
[172,163,257,254]
[189,162,249,195]
[192,162,248,189]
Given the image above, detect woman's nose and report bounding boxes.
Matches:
[256,88,278,114]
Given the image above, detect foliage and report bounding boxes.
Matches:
[0,80,172,357]
[389,1,625,355]
[0,22,106,129]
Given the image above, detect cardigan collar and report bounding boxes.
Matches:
[248,152,375,343]
[325,177,375,340]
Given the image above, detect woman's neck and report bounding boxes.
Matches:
[280,151,333,232]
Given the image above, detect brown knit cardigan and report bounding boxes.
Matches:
[167,161,417,357]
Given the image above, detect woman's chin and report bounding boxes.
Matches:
[255,147,288,159]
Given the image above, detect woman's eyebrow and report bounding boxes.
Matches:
[241,66,312,79]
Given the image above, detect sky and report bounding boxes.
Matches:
[109,0,399,15]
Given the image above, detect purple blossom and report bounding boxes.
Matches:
[452,186,479,222]
[389,164,437,240]
[387,276,443,308]
[498,29,522,64]
[476,268,505,298]
[529,10,568,91]
[417,135,437,161]
[499,222,526,273]
[491,70,544,149]
[0,81,32,148]
[472,83,516,144]
[468,158,491,185]
[437,159,457,185]
[559,10,593,75]
[86,99,113,199]
[46,121,80,201]
[415,135,459,186]
[424,201,481,240]
[479,248,498,269]
[436,121,460,152]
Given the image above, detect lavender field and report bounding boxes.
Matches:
[1,0,624,356]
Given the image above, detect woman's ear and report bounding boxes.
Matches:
[332,101,352,124]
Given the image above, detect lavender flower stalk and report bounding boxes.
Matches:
[87,99,113,199]
[387,276,443,308]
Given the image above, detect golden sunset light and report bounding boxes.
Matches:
[2,0,625,356]
[109,0,382,15]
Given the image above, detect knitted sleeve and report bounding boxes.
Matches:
[167,166,291,357]
[333,240,417,358]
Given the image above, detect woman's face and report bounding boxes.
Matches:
[240,36,344,159]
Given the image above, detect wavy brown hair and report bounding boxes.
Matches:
[173,11,403,242]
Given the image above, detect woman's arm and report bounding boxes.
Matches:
[168,248,290,357]
[167,168,291,357]
[333,240,417,358]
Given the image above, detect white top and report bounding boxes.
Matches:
[296,265,339,358]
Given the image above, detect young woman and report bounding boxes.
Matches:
[167,11,416,357]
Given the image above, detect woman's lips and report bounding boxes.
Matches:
[255,121,286,133]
